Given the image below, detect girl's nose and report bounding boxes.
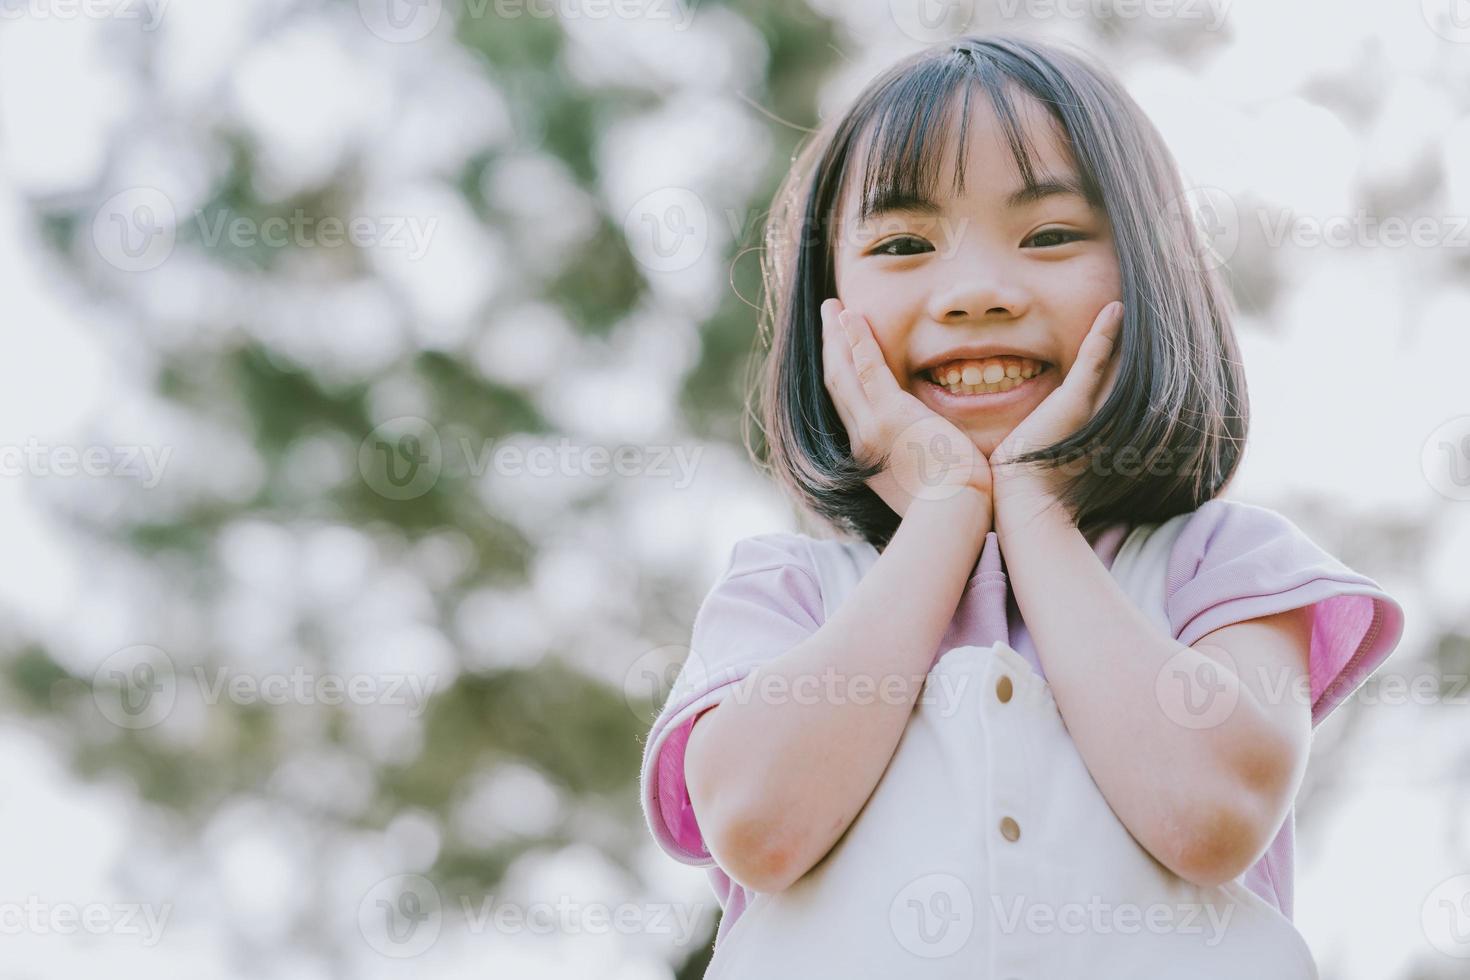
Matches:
[926,275,1031,323]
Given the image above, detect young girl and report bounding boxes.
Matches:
[639,33,1404,977]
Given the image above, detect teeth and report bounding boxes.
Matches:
[926,356,1045,393]
[941,376,1025,395]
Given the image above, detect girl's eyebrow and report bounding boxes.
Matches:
[861,173,1088,222]
[1006,174,1087,209]
[859,189,943,222]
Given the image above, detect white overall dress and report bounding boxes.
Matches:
[701,516,1319,979]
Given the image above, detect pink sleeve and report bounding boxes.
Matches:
[1165,499,1406,729]
[638,533,825,865]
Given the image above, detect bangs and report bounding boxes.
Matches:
[841,52,1103,232]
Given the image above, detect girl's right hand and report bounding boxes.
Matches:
[821,298,992,521]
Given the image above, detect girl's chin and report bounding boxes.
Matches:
[967,432,1004,459]
[937,421,1003,458]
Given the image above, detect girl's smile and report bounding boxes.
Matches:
[914,358,1057,418]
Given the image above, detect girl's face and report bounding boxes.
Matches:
[832,90,1123,457]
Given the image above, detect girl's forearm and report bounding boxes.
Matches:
[685,489,990,893]
[993,481,1281,886]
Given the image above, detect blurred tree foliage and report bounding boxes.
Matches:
[11,2,843,975]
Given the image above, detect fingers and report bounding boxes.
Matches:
[838,308,900,399]
[1081,301,1123,373]
[1069,300,1124,398]
[1092,303,1125,413]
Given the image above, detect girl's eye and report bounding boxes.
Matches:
[1026,228,1086,248]
[869,236,933,257]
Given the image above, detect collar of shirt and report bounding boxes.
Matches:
[942,523,1132,658]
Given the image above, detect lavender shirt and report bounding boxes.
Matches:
[638,498,1406,947]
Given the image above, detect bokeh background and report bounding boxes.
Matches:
[0,0,1467,976]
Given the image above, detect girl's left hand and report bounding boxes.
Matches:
[991,300,1124,500]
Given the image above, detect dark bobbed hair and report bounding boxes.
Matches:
[744,32,1247,550]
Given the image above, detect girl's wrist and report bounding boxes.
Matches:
[906,485,993,541]
[992,471,1069,541]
